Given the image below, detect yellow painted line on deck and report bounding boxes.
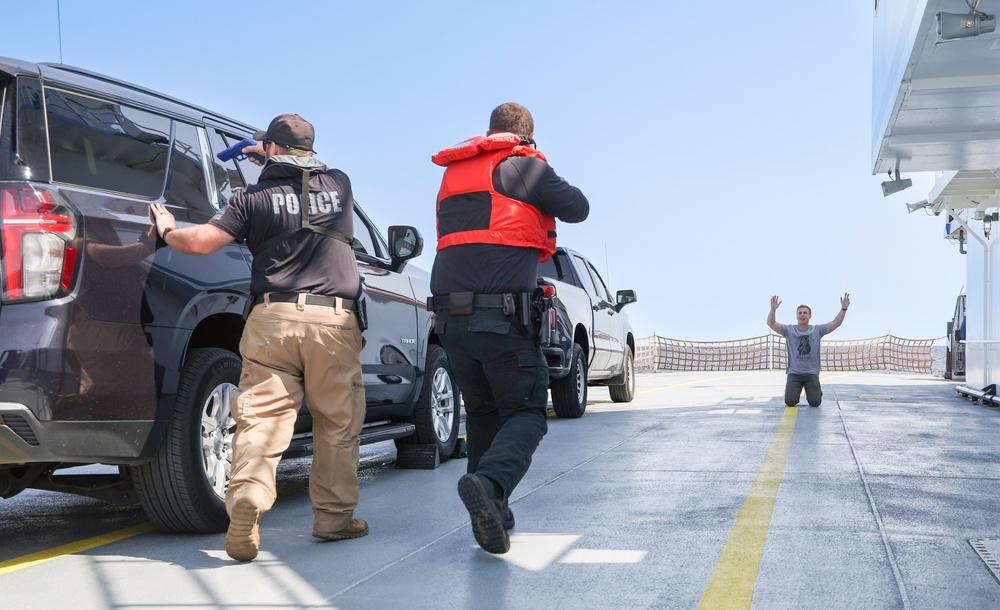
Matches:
[0,522,156,575]
[698,405,798,610]
[0,456,393,576]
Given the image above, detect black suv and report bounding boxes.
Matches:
[0,57,459,533]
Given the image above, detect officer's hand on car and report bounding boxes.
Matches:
[148,203,177,240]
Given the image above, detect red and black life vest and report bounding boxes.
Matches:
[432,133,557,261]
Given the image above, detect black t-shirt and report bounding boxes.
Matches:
[431,154,589,295]
[210,158,361,299]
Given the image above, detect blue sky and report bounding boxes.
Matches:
[3,1,965,341]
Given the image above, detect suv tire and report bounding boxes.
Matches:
[609,346,636,403]
[394,344,460,461]
[130,348,240,533]
[551,343,587,418]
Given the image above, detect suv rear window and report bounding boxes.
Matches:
[44,87,171,198]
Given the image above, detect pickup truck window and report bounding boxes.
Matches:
[572,254,607,302]
[352,206,377,256]
[540,251,576,284]
[584,260,614,303]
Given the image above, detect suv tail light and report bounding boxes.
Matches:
[1,186,78,302]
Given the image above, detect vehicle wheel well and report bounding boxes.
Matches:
[573,326,589,358]
[187,313,243,358]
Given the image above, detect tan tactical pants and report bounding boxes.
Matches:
[225,296,365,532]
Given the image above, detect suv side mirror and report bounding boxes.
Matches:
[387,225,423,270]
[615,289,637,312]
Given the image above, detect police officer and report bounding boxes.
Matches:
[429,102,589,554]
[148,113,367,562]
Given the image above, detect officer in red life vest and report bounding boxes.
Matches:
[428,102,589,554]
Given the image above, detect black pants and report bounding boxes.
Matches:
[435,309,548,501]
[785,372,822,407]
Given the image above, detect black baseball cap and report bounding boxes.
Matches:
[253,113,315,152]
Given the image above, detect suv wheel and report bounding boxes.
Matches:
[395,344,460,461]
[608,346,635,403]
[551,343,587,418]
[130,348,240,533]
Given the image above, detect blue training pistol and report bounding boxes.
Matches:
[216,137,265,164]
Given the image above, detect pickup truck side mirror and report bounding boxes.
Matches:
[387,225,423,271]
[615,289,637,312]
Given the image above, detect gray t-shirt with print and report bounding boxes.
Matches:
[780,324,828,374]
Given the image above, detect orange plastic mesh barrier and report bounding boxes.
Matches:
[634,336,772,371]
[635,334,935,373]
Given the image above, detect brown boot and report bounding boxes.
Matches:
[312,518,369,541]
[225,498,262,561]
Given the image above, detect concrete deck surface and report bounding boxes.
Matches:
[1,370,998,610]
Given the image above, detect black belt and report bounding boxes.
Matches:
[253,293,354,311]
[427,293,517,311]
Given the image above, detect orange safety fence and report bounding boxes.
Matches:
[635,334,936,373]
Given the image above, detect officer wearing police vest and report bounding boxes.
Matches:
[429,102,589,554]
[148,113,367,562]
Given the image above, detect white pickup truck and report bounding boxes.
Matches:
[537,247,638,417]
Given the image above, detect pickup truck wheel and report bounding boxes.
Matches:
[551,343,587,418]
[395,344,460,461]
[609,346,636,403]
[129,348,239,533]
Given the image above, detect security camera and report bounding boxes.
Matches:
[937,11,996,40]
[882,177,912,197]
[906,200,930,214]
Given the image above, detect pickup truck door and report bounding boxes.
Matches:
[571,254,625,373]
[351,208,424,410]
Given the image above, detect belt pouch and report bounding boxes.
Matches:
[449,291,474,315]
[502,293,516,317]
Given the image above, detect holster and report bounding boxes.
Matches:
[517,293,532,327]
[356,297,369,332]
[530,288,550,338]
[242,297,255,321]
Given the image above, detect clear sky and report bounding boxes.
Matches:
[2,1,966,342]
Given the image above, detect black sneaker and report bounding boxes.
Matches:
[457,473,510,554]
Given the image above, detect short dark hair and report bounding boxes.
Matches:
[797,305,811,314]
[489,102,534,137]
